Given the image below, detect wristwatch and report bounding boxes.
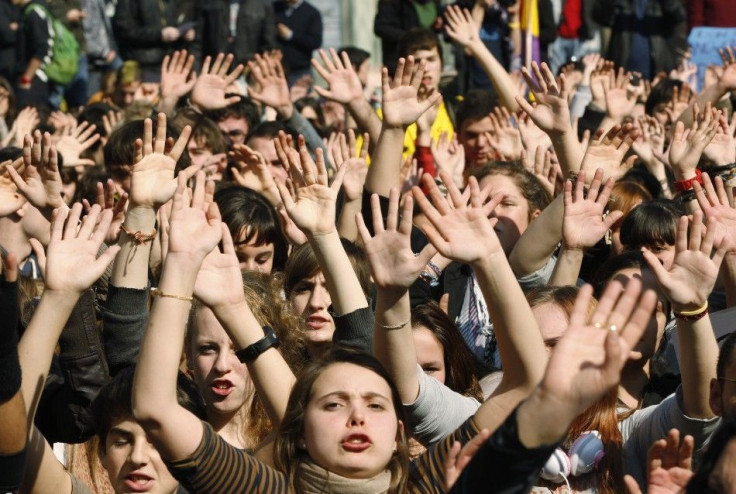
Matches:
[235,326,280,363]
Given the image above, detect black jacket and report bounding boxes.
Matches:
[273,0,322,72]
[196,0,276,67]
[113,0,196,69]
[0,0,20,80]
[593,0,688,75]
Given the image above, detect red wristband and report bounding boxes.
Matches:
[673,168,703,193]
[18,75,32,85]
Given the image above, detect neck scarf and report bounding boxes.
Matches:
[298,460,392,494]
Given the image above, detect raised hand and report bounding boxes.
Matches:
[487,107,522,160]
[694,174,736,249]
[444,5,482,50]
[703,111,736,167]
[275,133,346,237]
[331,130,368,202]
[444,429,492,492]
[643,211,727,313]
[412,171,504,266]
[579,124,640,183]
[129,113,197,209]
[515,62,571,137]
[632,115,665,168]
[604,68,637,121]
[669,104,720,179]
[55,120,99,167]
[190,53,244,111]
[431,131,465,188]
[537,279,657,426]
[517,111,552,155]
[247,53,292,117]
[311,48,364,105]
[102,109,123,136]
[562,168,623,250]
[44,203,120,293]
[381,56,441,128]
[6,131,66,218]
[229,143,281,205]
[624,429,694,494]
[82,179,128,245]
[8,107,39,147]
[167,172,223,261]
[521,145,559,198]
[717,45,736,92]
[0,158,27,216]
[160,50,197,102]
[194,205,245,309]
[356,188,436,291]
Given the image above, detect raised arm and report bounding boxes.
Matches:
[510,124,638,277]
[132,172,222,461]
[333,130,369,242]
[694,175,736,308]
[18,205,118,494]
[192,207,296,426]
[413,172,548,429]
[275,132,368,319]
[188,53,244,112]
[549,169,622,286]
[642,211,725,419]
[312,48,382,146]
[451,280,657,492]
[444,5,520,113]
[357,188,436,405]
[104,113,197,374]
[366,56,440,197]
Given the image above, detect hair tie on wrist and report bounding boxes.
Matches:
[151,287,193,302]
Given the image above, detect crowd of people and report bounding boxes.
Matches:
[2,0,736,493]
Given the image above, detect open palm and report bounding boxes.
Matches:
[312,49,364,104]
[563,169,622,249]
[357,190,435,290]
[194,226,245,309]
[643,212,726,311]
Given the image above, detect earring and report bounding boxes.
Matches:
[298,439,307,450]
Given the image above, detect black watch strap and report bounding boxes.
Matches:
[235,326,280,363]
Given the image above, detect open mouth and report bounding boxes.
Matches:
[211,379,234,397]
[341,434,372,453]
[124,473,154,492]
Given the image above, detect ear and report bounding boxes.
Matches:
[710,378,723,416]
[394,420,405,452]
[530,208,542,222]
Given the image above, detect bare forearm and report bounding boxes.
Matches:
[676,314,719,418]
[509,193,563,276]
[348,98,382,152]
[111,207,156,289]
[22,58,43,80]
[550,131,584,177]
[366,126,405,197]
[309,231,368,315]
[18,291,79,423]
[373,289,418,404]
[722,254,736,308]
[213,303,295,424]
[473,254,546,393]
[467,41,521,112]
[133,258,197,420]
[548,247,583,287]
[336,198,362,242]
[676,82,729,130]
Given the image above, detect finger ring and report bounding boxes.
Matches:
[593,322,604,329]
[608,324,618,332]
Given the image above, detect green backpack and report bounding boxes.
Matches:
[23,3,80,86]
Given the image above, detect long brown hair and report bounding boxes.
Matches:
[274,347,410,494]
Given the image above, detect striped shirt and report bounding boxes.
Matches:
[168,419,479,493]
